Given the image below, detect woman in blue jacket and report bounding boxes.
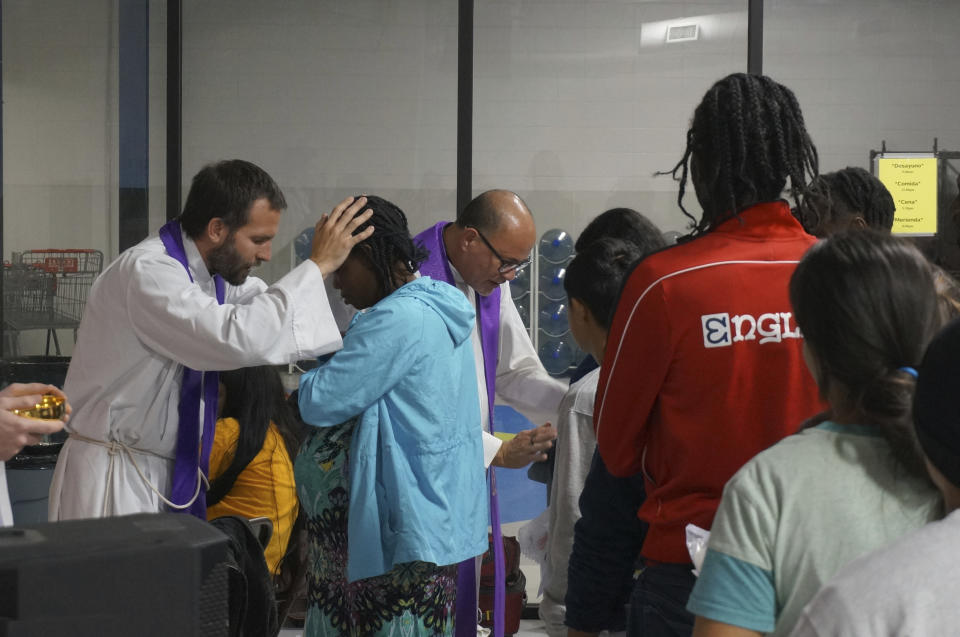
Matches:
[296,195,488,637]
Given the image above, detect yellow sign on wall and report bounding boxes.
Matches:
[877,155,938,236]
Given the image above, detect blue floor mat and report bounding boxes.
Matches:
[493,405,548,524]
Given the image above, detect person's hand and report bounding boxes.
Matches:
[492,422,556,469]
[311,196,376,277]
[0,383,70,462]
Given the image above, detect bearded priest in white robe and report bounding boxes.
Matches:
[49,160,373,521]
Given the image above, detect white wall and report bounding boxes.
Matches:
[2,0,119,356]
[181,0,459,284]
[473,1,749,238]
[2,0,118,259]
[765,0,960,172]
[5,0,960,350]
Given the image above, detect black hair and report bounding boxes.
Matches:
[796,167,896,236]
[207,365,300,506]
[180,159,287,239]
[575,207,667,256]
[789,230,942,478]
[353,195,428,297]
[564,238,644,329]
[456,190,530,234]
[660,73,819,235]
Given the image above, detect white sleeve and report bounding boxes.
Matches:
[494,290,567,424]
[482,430,502,468]
[127,256,342,371]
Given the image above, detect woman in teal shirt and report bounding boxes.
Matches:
[296,195,487,637]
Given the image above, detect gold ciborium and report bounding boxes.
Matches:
[12,393,66,420]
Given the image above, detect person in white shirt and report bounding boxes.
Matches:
[0,383,69,526]
[539,238,648,637]
[48,159,372,521]
[790,317,960,637]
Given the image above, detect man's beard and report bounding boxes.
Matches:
[207,236,257,285]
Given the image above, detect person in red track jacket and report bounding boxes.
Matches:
[591,73,827,637]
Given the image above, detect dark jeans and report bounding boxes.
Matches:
[627,562,696,637]
[565,449,647,633]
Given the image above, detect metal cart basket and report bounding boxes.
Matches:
[3,249,104,356]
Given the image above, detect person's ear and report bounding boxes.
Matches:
[206,217,229,245]
[569,297,598,328]
[851,215,868,230]
[569,297,587,322]
[460,226,480,252]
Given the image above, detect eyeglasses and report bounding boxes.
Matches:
[468,226,532,275]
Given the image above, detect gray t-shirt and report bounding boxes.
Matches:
[687,422,941,636]
[790,508,960,637]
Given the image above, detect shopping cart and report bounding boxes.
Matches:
[3,249,104,356]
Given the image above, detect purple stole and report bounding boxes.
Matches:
[158,220,224,519]
[415,222,506,637]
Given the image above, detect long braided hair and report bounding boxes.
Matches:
[660,73,819,236]
[796,166,895,236]
[352,195,428,297]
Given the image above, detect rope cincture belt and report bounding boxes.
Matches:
[67,432,209,518]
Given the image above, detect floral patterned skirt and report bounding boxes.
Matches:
[294,419,458,637]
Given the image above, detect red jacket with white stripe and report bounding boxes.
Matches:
[594,200,824,563]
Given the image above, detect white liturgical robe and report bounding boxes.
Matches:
[448,264,566,466]
[48,227,342,520]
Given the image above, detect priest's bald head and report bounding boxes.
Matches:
[443,190,536,296]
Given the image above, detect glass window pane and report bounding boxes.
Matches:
[765,0,960,268]
[765,0,960,169]
[182,1,458,285]
[474,1,748,237]
[2,1,119,358]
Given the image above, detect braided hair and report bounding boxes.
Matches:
[660,73,819,235]
[352,195,428,297]
[796,166,896,236]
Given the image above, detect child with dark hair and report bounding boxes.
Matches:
[791,317,960,637]
[574,208,668,256]
[525,209,664,637]
[206,365,301,576]
[537,239,645,637]
[688,231,945,636]
[594,73,824,636]
[567,208,668,383]
[295,195,487,637]
[795,166,896,236]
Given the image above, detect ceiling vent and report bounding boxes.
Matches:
[666,24,699,43]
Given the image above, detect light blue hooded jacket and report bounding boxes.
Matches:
[298,275,488,582]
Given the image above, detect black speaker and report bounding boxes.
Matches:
[0,513,229,636]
